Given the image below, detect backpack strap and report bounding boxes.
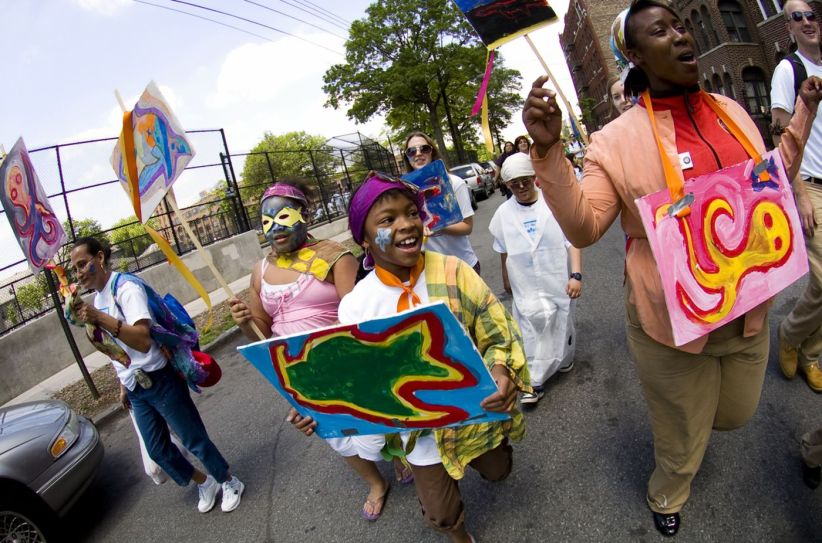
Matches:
[786,52,808,102]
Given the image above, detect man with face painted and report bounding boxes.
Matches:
[229,180,401,521]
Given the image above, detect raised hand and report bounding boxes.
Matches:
[799,76,822,110]
[523,75,564,156]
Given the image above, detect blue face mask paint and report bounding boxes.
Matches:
[87,263,96,274]
[374,228,392,252]
[261,195,308,253]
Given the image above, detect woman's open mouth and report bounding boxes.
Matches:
[677,51,696,64]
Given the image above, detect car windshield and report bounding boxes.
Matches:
[451,166,474,179]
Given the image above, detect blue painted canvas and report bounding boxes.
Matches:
[401,160,463,234]
[237,301,508,439]
[452,0,557,49]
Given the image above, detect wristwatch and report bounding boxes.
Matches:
[569,272,582,281]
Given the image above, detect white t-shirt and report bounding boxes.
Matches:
[337,269,442,467]
[490,196,571,253]
[423,174,478,267]
[770,50,822,179]
[94,272,166,391]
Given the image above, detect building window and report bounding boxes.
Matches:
[691,9,710,51]
[685,19,700,54]
[712,73,723,95]
[757,0,782,19]
[719,0,752,42]
[723,73,736,99]
[701,5,720,46]
[742,67,770,114]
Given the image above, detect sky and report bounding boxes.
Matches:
[0,0,579,278]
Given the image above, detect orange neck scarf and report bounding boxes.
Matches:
[374,256,425,312]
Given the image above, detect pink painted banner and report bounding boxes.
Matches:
[635,150,808,346]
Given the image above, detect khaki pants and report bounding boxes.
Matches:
[781,182,822,366]
[410,440,512,534]
[801,429,822,467]
[626,299,769,514]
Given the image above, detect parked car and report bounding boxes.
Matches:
[479,160,499,178]
[450,163,495,200]
[0,400,104,542]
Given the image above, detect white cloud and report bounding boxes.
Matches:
[74,0,130,17]
[206,35,342,109]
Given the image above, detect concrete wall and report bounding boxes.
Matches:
[0,231,264,405]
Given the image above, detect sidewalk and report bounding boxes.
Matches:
[2,273,251,408]
[2,230,354,409]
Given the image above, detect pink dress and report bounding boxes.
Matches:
[259,260,340,337]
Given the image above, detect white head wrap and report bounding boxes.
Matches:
[501,152,535,182]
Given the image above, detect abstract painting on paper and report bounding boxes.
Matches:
[635,150,808,346]
[452,0,557,49]
[0,137,66,273]
[110,81,195,223]
[238,302,508,439]
[401,160,463,234]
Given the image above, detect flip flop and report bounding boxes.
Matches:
[361,485,390,522]
[394,462,414,485]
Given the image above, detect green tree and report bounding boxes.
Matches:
[578,96,597,133]
[16,275,48,313]
[324,0,475,159]
[239,131,336,205]
[55,218,107,264]
[109,216,158,258]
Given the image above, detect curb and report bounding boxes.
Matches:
[90,326,245,429]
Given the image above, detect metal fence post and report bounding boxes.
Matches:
[307,150,331,223]
[54,145,75,241]
[44,268,99,399]
[162,196,183,255]
[264,152,276,184]
[219,129,250,232]
[339,149,353,191]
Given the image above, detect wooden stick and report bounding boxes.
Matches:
[166,190,266,341]
[524,34,589,146]
[114,89,266,341]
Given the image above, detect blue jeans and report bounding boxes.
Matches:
[128,364,229,486]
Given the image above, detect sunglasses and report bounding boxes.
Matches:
[506,177,534,189]
[405,144,433,158]
[789,10,817,22]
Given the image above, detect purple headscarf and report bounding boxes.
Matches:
[348,171,426,245]
[261,183,309,208]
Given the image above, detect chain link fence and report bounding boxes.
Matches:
[0,130,398,335]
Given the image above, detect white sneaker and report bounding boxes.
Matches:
[221,476,245,512]
[197,475,221,513]
[521,390,545,405]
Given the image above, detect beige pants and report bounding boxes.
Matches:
[626,298,769,514]
[801,429,822,468]
[781,182,822,366]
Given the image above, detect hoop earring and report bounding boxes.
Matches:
[363,249,375,271]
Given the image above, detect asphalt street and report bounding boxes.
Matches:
[63,190,822,542]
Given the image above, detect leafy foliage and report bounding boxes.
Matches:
[109,216,158,258]
[323,0,521,161]
[16,274,48,313]
[239,131,335,206]
[55,218,108,264]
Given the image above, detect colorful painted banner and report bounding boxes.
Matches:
[0,137,67,273]
[110,81,194,223]
[452,0,557,50]
[401,160,464,234]
[635,150,808,346]
[238,302,508,439]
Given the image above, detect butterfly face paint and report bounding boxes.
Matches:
[374,227,392,252]
[261,195,308,253]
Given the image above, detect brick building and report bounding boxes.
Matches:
[559,0,624,131]
[561,0,821,138]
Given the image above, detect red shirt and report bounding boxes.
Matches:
[639,90,750,181]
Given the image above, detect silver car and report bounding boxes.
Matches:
[450,163,495,200]
[0,400,104,542]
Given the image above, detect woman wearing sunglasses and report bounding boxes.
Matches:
[403,132,481,274]
[523,0,822,537]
